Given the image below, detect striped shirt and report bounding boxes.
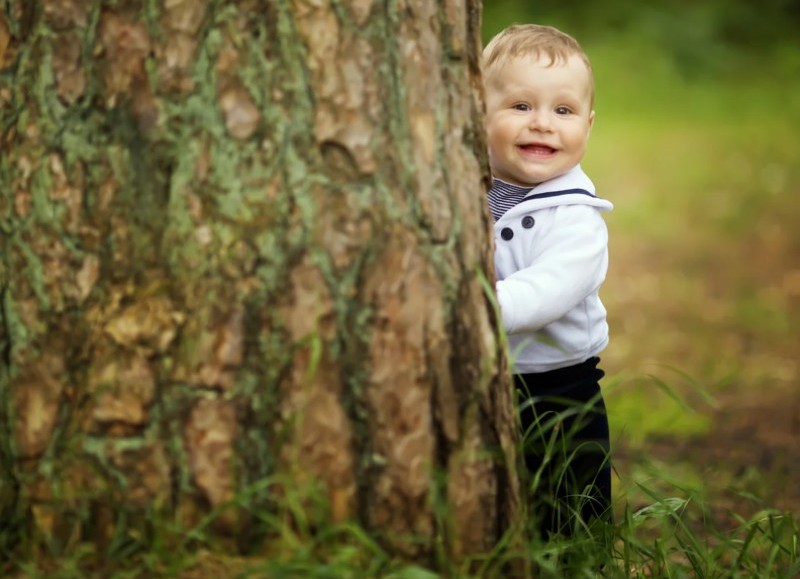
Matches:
[487,179,534,222]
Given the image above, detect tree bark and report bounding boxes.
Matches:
[0,0,520,564]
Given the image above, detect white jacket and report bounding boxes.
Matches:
[494,166,613,373]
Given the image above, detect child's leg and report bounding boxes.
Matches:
[515,357,612,537]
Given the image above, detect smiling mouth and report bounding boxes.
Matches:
[518,144,556,155]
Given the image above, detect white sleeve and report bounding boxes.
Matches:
[496,205,609,335]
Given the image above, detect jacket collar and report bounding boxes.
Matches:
[491,165,594,197]
[492,165,612,220]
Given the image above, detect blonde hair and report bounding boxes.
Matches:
[483,24,595,106]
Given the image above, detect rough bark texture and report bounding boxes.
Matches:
[0,0,520,564]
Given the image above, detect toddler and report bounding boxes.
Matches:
[483,23,613,537]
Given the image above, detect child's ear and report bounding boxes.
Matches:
[589,110,596,130]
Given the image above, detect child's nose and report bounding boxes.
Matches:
[528,110,551,130]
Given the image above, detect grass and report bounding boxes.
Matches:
[6,421,798,578]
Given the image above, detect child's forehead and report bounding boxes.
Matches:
[486,37,574,65]
[497,49,576,70]
[488,52,588,83]
[486,54,595,107]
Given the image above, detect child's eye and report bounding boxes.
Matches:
[512,103,531,112]
[555,106,572,115]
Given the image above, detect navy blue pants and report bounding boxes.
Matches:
[515,357,612,537]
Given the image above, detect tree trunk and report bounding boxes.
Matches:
[0,0,520,564]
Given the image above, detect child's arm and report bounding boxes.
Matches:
[496,205,608,335]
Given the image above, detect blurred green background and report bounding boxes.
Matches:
[483,2,800,516]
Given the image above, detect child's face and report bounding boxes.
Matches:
[485,53,595,187]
